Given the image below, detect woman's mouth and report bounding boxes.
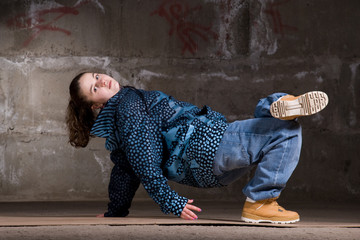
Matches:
[109,80,112,89]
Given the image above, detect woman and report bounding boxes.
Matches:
[66,72,328,223]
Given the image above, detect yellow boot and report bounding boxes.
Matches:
[241,197,300,224]
[270,91,329,120]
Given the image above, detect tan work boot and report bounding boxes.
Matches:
[241,198,300,224]
[270,91,329,120]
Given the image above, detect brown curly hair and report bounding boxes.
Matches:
[66,72,96,148]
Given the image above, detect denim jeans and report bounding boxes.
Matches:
[213,93,302,201]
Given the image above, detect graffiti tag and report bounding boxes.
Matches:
[7,1,94,47]
[151,0,218,55]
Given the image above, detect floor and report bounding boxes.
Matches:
[0,200,359,240]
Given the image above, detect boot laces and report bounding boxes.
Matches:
[266,198,286,210]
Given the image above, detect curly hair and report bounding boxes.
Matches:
[66,72,96,148]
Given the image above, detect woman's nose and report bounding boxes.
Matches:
[97,79,106,87]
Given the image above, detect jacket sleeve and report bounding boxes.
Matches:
[123,115,188,217]
[104,149,140,217]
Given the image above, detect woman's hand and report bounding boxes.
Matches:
[96,214,104,217]
[180,199,202,220]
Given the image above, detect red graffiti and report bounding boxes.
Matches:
[6,1,91,47]
[264,0,298,36]
[151,0,218,55]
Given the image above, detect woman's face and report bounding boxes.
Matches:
[79,73,121,109]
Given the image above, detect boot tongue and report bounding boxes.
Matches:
[266,197,280,205]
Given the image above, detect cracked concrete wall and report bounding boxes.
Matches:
[0,0,359,203]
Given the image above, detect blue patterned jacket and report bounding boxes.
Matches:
[90,87,228,217]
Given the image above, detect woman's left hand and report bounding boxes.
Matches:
[96,214,105,217]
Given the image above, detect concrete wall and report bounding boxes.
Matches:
[0,0,359,203]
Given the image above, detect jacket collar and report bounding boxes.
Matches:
[90,87,128,138]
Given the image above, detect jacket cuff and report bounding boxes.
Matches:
[161,195,188,217]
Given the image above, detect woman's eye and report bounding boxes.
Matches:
[95,74,99,80]
[94,87,97,92]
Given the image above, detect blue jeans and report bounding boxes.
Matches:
[213,93,302,201]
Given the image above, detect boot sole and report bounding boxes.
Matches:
[270,91,329,120]
[241,216,300,224]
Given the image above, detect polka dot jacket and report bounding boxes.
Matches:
[90,87,228,217]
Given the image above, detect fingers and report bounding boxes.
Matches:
[96,214,105,218]
[186,202,202,213]
[181,207,197,220]
[180,200,202,220]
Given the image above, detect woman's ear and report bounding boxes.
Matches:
[91,103,103,110]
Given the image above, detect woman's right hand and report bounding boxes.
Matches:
[96,213,105,217]
[180,199,202,220]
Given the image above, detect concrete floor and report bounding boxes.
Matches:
[0,200,359,240]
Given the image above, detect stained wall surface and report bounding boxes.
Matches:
[0,0,359,203]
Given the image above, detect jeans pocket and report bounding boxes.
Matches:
[223,143,250,169]
[214,141,250,175]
